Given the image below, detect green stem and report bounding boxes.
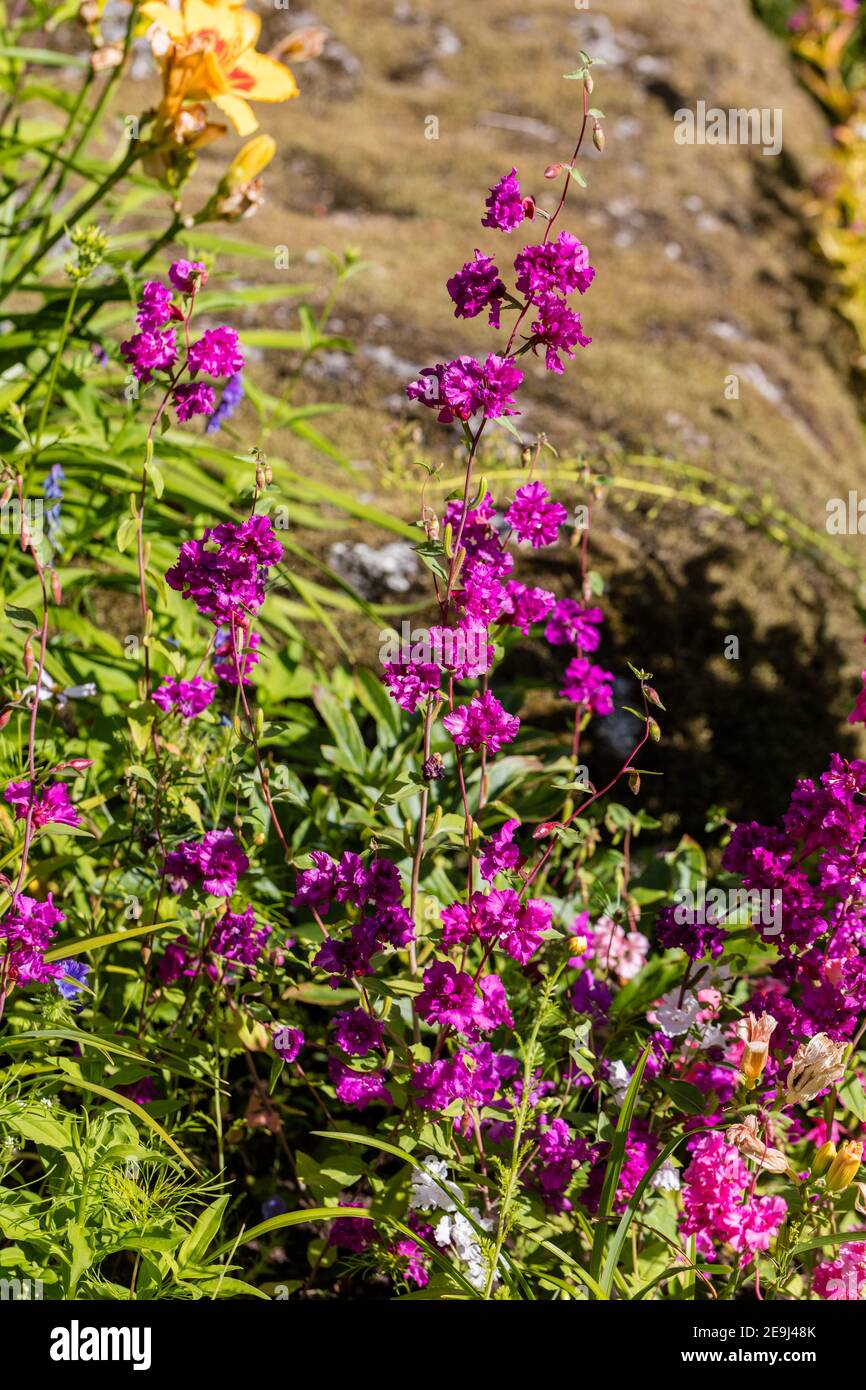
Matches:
[32,281,80,460]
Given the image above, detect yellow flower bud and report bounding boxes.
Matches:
[223,135,277,193]
[810,1140,837,1179]
[568,934,588,957]
[825,1140,863,1193]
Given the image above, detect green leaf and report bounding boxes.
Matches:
[4,604,38,630]
[178,1196,230,1269]
[591,1040,652,1288]
[840,1074,866,1124]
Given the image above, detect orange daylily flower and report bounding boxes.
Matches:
[141,0,298,137]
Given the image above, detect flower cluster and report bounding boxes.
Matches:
[407,163,594,424]
[120,260,244,425]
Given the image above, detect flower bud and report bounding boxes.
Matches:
[0,709,10,731]
[810,1140,837,1179]
[91,44,123,72]
[568,934,588,956]
[592,120,605,153]
[544,163,563,179]
[50,570,62,606]
[222,135,277,194]
[584,70,594,94]
[533,821,558,840]
[422,752,445,782]
[23,640,34,677]
[521,196,536,221]
[825,1140,863,1193]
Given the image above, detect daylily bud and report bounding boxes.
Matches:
[825,1140,863,1193]
[810,1140,837,1179]
[222,135,277,194]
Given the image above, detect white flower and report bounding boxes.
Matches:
[653,988,701,1037]
[434,1208,499,1290]
[697,1021,726,1049]
[608,1059,631,1105]
[410,1157,462,1212]
[649,1158,681,1192]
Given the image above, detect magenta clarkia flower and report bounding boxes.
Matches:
[500,581,556,635]
[481,167,526,232]
[152,675,216,718]
[329,1057,393,1110]
[213,626,260,684]
[136,281,175,331]
[163,829,249,897]
[168,259,208,295]
[166,515,283,624]
[544,598,604,650]
[407,354,523,423]
[332,1009,384,1057]
[559,657,614,714]
[0,892,65,984]
[442,691,519,753]
[530,292,592,372]
[173,381,216,421]
[416,960,480,1033]
[120,328,177,382]
[188,326,245,378]
[478,818,524,881]
[210,905,270,965]
[273,1024,304,1062]
[514,231,595,298]
[505,482,567,548]
[4,780,80,829]
[446,250,506,327]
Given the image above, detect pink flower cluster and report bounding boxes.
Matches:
[120,260,244,424]
[680,1132,787,1264]
[406,165,594,421]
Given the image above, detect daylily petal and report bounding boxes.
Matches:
[139,2,186,38]
[212,91,259,135]
[228,50,298,103]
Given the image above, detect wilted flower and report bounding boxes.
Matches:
[785,1033,847,1106]
[736,1012,777,1087]
[725,1114,791,1174]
